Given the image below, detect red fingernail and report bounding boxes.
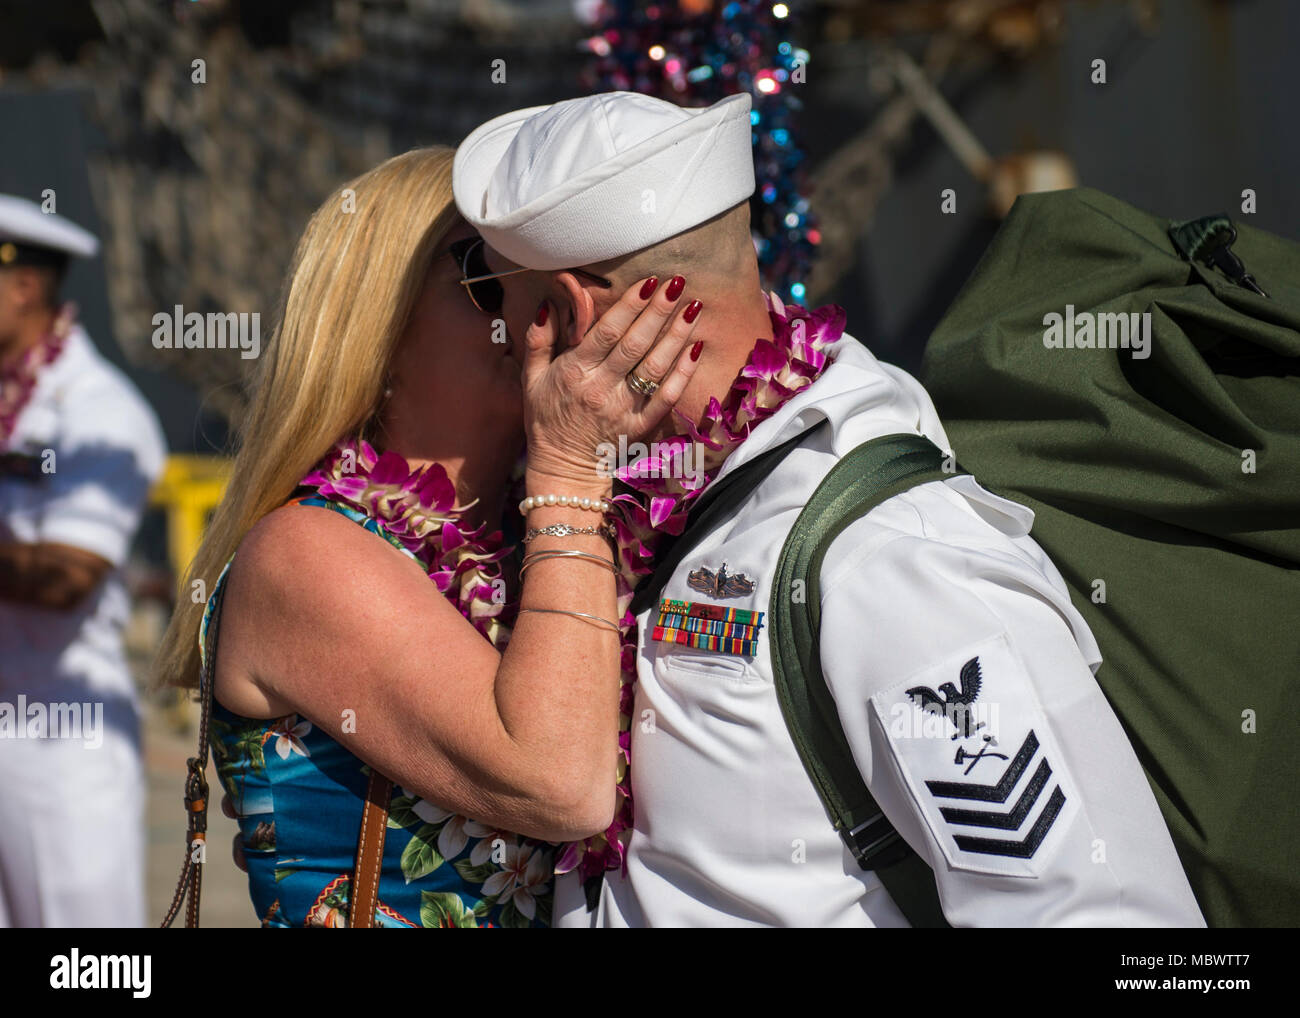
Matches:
[535,301,548,326]
[639,276,659,300]
[690,340,703,361]
[683,299,703,324]
[664,275,685,301]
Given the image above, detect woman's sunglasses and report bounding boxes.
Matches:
[450,235,612,315]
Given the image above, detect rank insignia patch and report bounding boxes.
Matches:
[652,598,764,656]
[869,633,1078,878]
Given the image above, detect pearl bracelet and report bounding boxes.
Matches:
[518,493,612,514]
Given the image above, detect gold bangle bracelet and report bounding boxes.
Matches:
[515,607,621,633]
[520,549,617,577]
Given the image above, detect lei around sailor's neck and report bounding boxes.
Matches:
[556,293,847,891]
[0,303,76,451]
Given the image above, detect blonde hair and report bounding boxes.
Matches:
[153,146,459,691]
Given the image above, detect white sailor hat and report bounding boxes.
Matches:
[0,194,99,269]
[453,91,755,270]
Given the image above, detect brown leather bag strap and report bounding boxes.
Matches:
[350,768,393,928]
[161,575,227,928]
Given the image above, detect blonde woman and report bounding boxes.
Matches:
[154,146,704,928]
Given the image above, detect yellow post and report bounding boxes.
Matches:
[150,454,233,584]
[149,454,232,731]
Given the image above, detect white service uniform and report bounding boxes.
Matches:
[557,332,1205,928]
[0,325,165,927]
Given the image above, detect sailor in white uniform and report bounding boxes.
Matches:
[0,195,166,927]
[576,335,1205,927]
[454,92,1206,927]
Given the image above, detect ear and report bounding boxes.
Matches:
[552,271,596,350]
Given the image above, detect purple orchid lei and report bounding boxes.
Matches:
[555,293,847,894]
[299,438,518,647]
[0,303,75,451]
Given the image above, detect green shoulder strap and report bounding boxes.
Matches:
[769,432,962,929]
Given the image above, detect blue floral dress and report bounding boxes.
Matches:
[204,495,554,928]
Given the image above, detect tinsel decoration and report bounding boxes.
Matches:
[580,0,820,302]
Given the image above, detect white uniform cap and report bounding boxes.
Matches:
[0,193,99,264]
[453,91,755,270]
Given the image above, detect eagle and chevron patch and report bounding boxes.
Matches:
[871,633,1077,878]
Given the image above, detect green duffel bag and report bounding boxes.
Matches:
[920,186,1300,927]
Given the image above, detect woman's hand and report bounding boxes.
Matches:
[521,276,704,486]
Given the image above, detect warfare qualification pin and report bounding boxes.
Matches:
[686,561,755,598]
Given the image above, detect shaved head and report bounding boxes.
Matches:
[583,201,758,309]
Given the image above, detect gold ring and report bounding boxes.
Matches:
[626,370,659,397]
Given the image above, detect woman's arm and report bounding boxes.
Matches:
[216,277,702,842]
[218,503,615,843]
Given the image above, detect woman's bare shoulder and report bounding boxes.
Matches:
[236,501,424,593]
[214,501,433,717]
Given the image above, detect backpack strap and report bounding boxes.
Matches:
[769,432,962,928]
